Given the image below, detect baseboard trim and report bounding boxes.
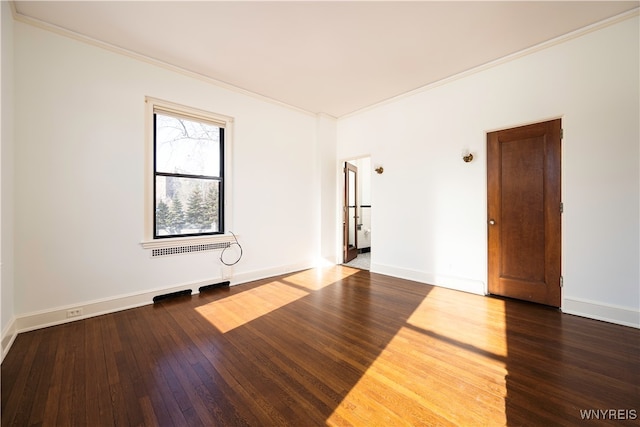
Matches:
[10,260,315,347]
[14,262,634,359]
[225,260,315,287]
[370,263,486,296]
[14,280,211,334]
[562,297,640,328]
[1,316,17,363]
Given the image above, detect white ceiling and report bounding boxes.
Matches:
[13,1,639,117]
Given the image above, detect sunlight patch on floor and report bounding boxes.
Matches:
[328,286,509,426]
[328,324,508,426]
[194,267,359,333]
[281,266,361,291]
[195,280,309,333]
[406,286,509,360]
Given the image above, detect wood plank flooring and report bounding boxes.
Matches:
[2,267,639,426]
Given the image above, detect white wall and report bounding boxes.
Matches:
[337,15,639,327]
[316,114,338,264]
[1,0,16,356]
[13,22,319,321]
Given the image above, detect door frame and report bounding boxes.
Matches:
[487,118,562,307]
[343,162,358,263]
[337,155,372,266]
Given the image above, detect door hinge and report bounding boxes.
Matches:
[560,276,564,287]
[561,128,564,139]
[560,202,564,214]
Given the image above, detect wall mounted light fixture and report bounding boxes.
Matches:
[462,150,474,163]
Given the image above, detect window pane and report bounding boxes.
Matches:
[155,113,221,177]
[155,176,221,237]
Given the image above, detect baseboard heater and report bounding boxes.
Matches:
[151,242,230,257]
[153,289,192,303]
[199,281,231,293]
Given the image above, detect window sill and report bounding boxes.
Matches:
[140,234,237,250]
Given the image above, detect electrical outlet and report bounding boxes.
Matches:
[67,308,83,318]
[221,266,233,279]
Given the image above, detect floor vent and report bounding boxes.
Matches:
[153,289,192,303]
[151,242,230,257]
[199,281,231,293]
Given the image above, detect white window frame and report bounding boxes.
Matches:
[141,97,234,250]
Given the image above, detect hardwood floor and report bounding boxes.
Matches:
[2,267,639,426]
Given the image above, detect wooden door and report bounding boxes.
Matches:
[487,119,561,307]
[343,162,358,263]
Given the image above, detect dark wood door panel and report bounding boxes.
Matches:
[343,162,358,263]
[487,119,561,307]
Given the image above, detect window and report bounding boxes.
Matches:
[144,98,233,245]
[154,110,223,238]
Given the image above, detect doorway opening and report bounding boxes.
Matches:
[342,157,372,270]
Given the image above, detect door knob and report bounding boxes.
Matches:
[489,219,496,225]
